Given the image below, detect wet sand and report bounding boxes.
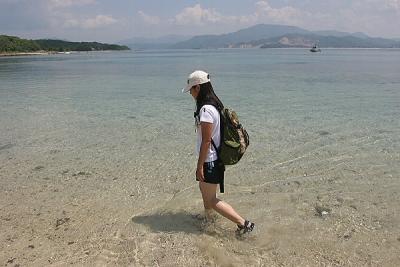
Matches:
[1,135,399,266]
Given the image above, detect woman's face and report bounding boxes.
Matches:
[190,85,200,99]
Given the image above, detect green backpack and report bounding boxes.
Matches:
[212,108,250,166]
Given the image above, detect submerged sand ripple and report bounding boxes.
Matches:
[1,144,399,266]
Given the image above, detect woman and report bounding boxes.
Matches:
[183,70,255,234]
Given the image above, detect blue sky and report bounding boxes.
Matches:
[1,0,399,42]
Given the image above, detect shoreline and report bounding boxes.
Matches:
[2,48,398,57]
[0,51,55,57]
[0,50,130,57]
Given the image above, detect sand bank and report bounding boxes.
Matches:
[0,51,55,57]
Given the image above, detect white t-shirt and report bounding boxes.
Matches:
[196,104,221,162]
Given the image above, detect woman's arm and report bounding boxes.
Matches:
[196,122,213,182]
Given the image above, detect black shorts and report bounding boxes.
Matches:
[196,160,225,193]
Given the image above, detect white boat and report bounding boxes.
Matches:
[310,44,321,52]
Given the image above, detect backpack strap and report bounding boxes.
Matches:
[211,139,225,169]
[211,106,224,162]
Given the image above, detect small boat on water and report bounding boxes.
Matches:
[310,44,321,52]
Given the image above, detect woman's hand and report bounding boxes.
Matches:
[196,166,204,182]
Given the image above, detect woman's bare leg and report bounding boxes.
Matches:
[199,182,245,226]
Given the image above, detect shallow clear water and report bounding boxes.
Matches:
[1,49,399,265]
[1,49,399,184]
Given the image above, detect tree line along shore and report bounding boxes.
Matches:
[0,35,130,56]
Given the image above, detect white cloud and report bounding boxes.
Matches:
[378,0,400,11]
[315,0,400,36]
[63,15,117,29]
[167,2,307,29]
[63,19,80,28]
[83,15,116,29]
[46,0,117,31]
[48,0,96,8]
[172,4,225,26]
[138,11,160,25]
[254,1,305,25]
[359,0,400,11]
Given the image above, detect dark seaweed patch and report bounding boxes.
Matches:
[317,131,331,136]
[0,144,15,151]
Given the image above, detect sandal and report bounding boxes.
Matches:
[236,220,255,234]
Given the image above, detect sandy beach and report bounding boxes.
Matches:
[0,52,54,57]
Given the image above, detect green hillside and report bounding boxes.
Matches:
[0,35,130,53]
[0,35,41,52]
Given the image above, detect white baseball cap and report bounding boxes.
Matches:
[182,70,210,93]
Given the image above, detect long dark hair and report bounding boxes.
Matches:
[195,82,224,115]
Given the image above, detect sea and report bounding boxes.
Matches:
[0,48,399,265]
[1,49,399,185]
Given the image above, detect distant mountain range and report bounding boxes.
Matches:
[120,35,191,49]
[125,24,400,49]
